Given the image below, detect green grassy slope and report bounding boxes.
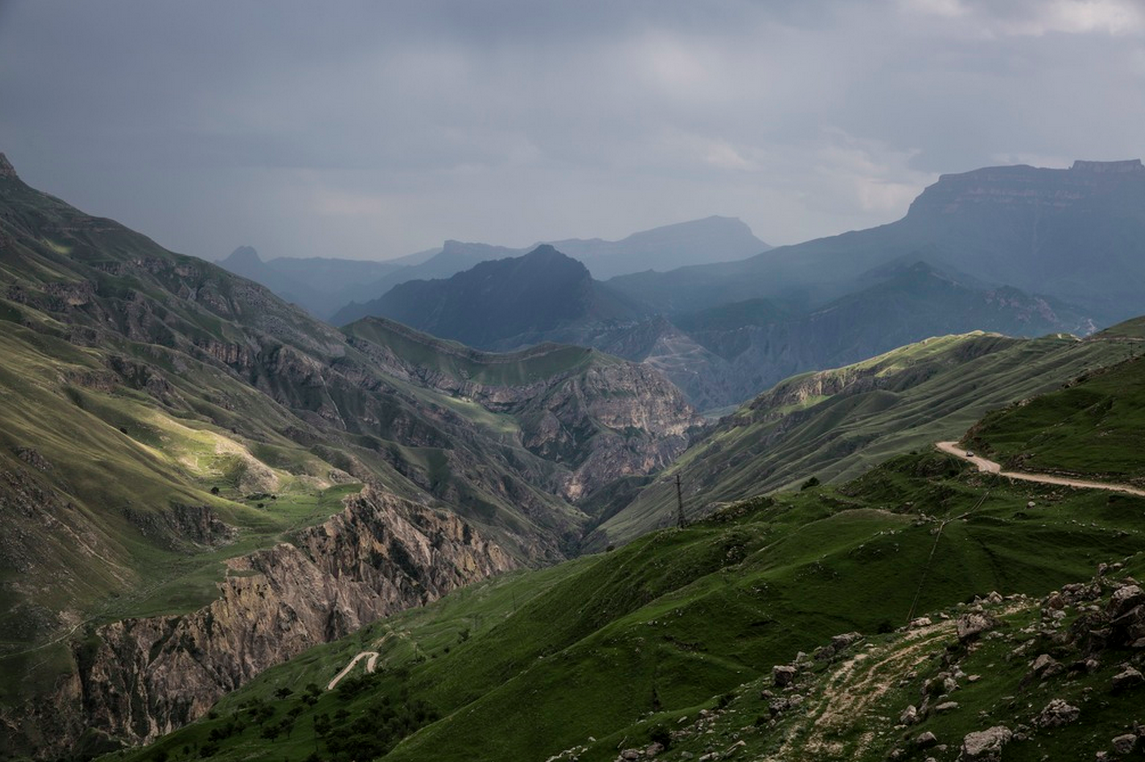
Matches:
[590,331,1145,549]
[113,446,1145,762]
[965,353,1145,482]
[0,317,372,703]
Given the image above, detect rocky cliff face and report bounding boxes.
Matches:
[5,488,513,756]
[909,159,1145,216]
[345,323,703,501]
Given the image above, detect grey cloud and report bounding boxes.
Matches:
[0,0,1140,261]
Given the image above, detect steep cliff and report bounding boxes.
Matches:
[344,318,703,500]
[5,487,513,755]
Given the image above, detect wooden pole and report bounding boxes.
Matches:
[676,473,686,529]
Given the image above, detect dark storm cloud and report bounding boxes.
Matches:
[0,0,1141,261]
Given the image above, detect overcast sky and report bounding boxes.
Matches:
[1,0,1142,262]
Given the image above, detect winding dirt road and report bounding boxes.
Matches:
[327,650,380,690]
[935,442,1145,497]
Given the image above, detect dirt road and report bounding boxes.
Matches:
[935,442,1145,497]
[327,650,380,690]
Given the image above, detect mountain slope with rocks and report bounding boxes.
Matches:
[0,154,699,758]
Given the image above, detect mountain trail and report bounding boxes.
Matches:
[935,442,1145,496]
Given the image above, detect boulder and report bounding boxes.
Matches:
[1029,653,1061,677]
[915,731,938,748]
[957,613,995,642]
[960,726,1012,761]
[1112,734,1138,755]
[1112,666,1144,693]
[1108,585,1144,618]
[772,665,797,687]
[831,632,863,651]
[899,705,919,725]
[1036,698,1080,728]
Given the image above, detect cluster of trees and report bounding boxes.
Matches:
[312,678,439,761]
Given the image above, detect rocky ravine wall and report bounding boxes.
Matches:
[7,487,514,757]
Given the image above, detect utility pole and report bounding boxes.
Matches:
[675,473,687,529]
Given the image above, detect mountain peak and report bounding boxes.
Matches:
[0,152,19,180]
[224,245,262,265]
[526,244,563,258]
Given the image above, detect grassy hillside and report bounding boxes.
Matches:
[965,353,1145,482]
[111,446,1145,761]
[589,331,1144,548]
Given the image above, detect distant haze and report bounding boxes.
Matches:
[0,0,1142,261]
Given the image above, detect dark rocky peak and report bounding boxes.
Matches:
[223,245,262,265]
[0,152,18,179]
[524,243,567,260]
[520,244,588,272]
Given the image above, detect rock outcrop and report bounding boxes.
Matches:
[6,487,513,755]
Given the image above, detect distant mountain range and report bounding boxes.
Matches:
[336,160,1141,410]
[335,251,1098,410]
[609,159,1145,321]
[219,216,768,320]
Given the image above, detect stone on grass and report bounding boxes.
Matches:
[1036,698,1080,728]
[1112,734,1138,755]
[1112,666,1144,693]
[960,726,1012,761]
[772,665,797,687]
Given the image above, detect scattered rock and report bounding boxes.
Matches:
[1036,698,1080,728]
[1030,653,1061,677]
[831,632,863,651]
[957,613,995,642]
[910,617,933,629]
[620,750,641,761]
[986,591,1004,604]
[900,705,919,725]
[960,726,1012,761]
[772,665,797,687]
[916,731,938,748]
[934,701,959,713]
[1112,666,1144,693]
[1112,733,1138,755]
[1109,585,1145,618]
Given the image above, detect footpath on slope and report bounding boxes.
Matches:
[935,441,1145,497]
